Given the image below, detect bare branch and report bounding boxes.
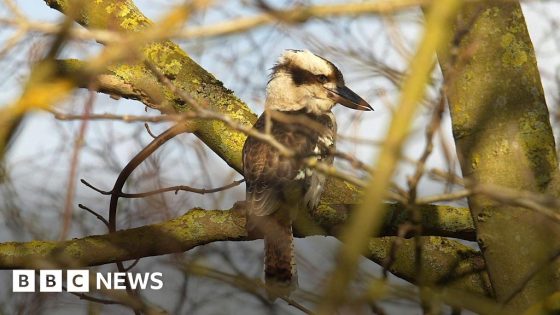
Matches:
[0,204,485,295]
[117,179,245,199]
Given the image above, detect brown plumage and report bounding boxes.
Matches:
[242,49,372,298]
[243,111,335,296]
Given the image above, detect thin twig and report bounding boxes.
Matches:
[415,189,471,204]
[144,123,158,138]
[108,123,193,233]
[124,259,141,272]
[80,178,244,199]
[60,90,95,240]
[118,179,245,199]
[51,110,187,123]
[80,179,111,195]
[405,91,445,293]
[78,204,110,228]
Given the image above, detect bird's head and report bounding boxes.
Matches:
[265,49,372,115]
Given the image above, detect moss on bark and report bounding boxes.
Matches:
[439,2,560,311]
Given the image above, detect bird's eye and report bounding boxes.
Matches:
[317,75,328,83]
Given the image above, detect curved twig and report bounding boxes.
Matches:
[108,122,192,233]
[106,122,192,305]
[78,204,110,228]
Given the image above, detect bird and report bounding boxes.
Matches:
[242,49,372,298]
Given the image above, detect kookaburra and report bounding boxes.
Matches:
[243,49,372,296]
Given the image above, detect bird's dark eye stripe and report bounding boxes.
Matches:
[275,63,337,86]
[290,67,318,86]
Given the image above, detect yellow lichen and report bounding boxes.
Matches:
[117,3,130,17]
[494,139,510,156]
[105,3,116,14]
[164,60,182,76]
[209,213,228,224]
[121,18,137,30]
[500,33,515,47]
[500,32,528,67]
[512,50,528,66]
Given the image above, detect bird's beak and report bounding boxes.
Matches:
[327,85,373,111]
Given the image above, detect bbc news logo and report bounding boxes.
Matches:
[13,270,163,292]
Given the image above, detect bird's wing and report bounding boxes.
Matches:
[243,114,313,216]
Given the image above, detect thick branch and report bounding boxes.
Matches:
[0,208,245,269]
[438,2,560,311]
[0,203,488,296]
[313,201,476,241]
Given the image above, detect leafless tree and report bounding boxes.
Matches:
[0,0,560,314]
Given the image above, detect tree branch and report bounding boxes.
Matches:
[0,202,488,296]
[438,2,560,311]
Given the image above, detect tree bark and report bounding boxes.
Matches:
[0,204,490,295]
[438,2,560,311]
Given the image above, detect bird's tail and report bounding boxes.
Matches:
[263,212,298,299]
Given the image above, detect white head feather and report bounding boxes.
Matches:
[265,50,340,115]
[278,50,333,78]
